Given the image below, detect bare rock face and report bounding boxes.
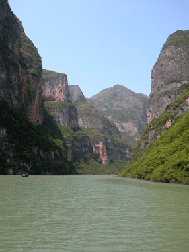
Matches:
[0,0,43,125]
[44,101,79,130]
[147,30,189,124]
[69,85,87,105]
[92,140,132,164]
[42,70,79,130]
[134,30,189,158]
[78,116,104,129]
[0,0,25,110]
[42,70,70,102]
[66,137,92,162]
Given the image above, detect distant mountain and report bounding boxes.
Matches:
[87,85,148,145]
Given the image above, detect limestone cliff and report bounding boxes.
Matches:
[42,69,70,102]
[42,70,79,130]
[147,30,189,124]
[0,99,76,175]
[0,0,42,125]
[44,101,79,130]
[120,31,189,184]
[77,103,133,164]
[92,140,132,164]
[132,30,189,160]
[69,85,87,106]
[0,1,73,175]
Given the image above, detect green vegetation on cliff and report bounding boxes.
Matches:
[77,103,121,138]
[88,85,147,124]
[162,30,189,52]
[120,110,189,184]
[77,103,136,148]
[0,100,72,174]
[42,69,66,80]
[87,85,148,147]
[15,16,42,99]
[134,87,189,161]
[120,89,189,184]
[16,16,41,74]
[44,101,75,113]
[74,159,129,175]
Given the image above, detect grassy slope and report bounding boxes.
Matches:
[120,108,189,184]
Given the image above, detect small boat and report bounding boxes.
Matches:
[22,174,29,177]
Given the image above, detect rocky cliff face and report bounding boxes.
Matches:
[42,70,79,130]
[92,140,132,164]
[42,69,70,102]
[69,85,87,105]
[133,30,189,160]
[44,101,79,130]
[0,0,131,174]
[41,73,133,164]
[0,0,42,125]
[0,1,69,175]
[77,103,121,135]
[76,103,133,164]
[0,100,75,175]
[147,30,189,124]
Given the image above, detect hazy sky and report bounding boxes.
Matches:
[8,0,189,98]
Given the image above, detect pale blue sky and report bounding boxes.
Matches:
[8,0,189,98]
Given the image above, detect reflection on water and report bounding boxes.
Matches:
[0,175,189,251]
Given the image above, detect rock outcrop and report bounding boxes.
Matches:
[76,103,133,163]
[0,0,42,125]
[92,140,132,164]
[42,69,70,102]
[0,100,75,175]
[44,101,79,130]
[69,85,87,105]
[133,30,189,160]
[147,30,189,124]
[41,73,133,164]
[0,1,71,175]
[0,0,133,174]
[120,30,189,184]
[42,70,79,130]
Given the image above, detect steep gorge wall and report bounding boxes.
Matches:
[134,30,189,158]
[0,1,70,175]
[42,70,79,130]
[69,85,87,106]
[147,30,189,124]
[44,101,79,130]
[92,140,132,164]
[42,70,70,102]
[0,0,42,125]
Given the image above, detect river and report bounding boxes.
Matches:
[0,175,188,251]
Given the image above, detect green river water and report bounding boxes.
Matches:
[0,175,189,251]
